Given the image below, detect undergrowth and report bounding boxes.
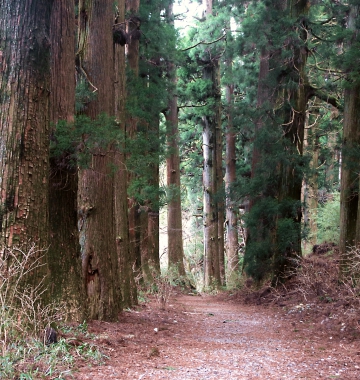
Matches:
[237,243,360,339]
[0,244,105,379]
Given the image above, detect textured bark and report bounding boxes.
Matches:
[202,0,222,288]
[0,0,53,250]
[339,5,360,275]
[147,116,160,275]
[302,107,319,251]
[202,62,221,288]
[166,54,186,277]
[224,80,239,288]
[126,0,142,280]
[77,0,122,320]
[114,0,137,308]
[215,64,225,286]
[48,0,86,320]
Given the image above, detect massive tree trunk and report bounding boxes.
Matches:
[114,0,137,308]
[48,0,86,319]
[339,5,360,278]
[0,0,53,251]
[166,1,186,278]
[77,0,122,320]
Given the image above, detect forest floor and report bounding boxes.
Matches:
[72,287,360,380]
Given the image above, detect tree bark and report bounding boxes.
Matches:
[166,1,186,278]
[224,78,239,288]
[0,0,53,250]
[339,5,360,273]
[114,0,137,307]
[125,0,142,281]
[48,0,86,320]
[202,0,222,289]
[77,0,122,320]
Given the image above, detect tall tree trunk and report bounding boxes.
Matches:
[126,0,142,281]
[77,0,122,320]
[302,104,319,251]
[202,0,221,289]
[224,77,239,288]
[216,74,225,286]
[340,5,360,275]
[166,1,186,278]
[114,0,137,307]
[0,0,52,250]
[147,115,160,274]
[48,0,86,319]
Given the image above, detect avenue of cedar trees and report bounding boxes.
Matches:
[1,0,360,321]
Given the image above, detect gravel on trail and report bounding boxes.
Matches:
[76,294,360,380]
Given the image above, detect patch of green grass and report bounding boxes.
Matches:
[163,366,177,371]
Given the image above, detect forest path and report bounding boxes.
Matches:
[76,293,360,379]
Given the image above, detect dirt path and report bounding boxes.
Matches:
[76,293,360,379]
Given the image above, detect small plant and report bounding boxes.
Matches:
[152,268,175,310]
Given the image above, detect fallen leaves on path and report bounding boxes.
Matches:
[75,293,360,379]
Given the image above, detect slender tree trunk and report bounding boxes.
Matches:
[166,1,186,278]
[48,0,86,320]
[0,0,53,251]
[114,0,137,307]
[216,68,225,285]
[302,105,319,250]
[225,78,239,287]
[202,0,222,289]
[166,101,186,276]
[77,0,122,320]
[147,115,160,274]
[340,6,360,272]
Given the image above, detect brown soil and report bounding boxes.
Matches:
[73,291,360,380]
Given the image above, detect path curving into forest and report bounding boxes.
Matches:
[76,293,360,379]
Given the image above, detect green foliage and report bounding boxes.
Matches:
[315,192,340,244]
[50,113,122,168]
[75,79,97,114]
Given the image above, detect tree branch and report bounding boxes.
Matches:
[181,34,226,52]
[306,84,343,111]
